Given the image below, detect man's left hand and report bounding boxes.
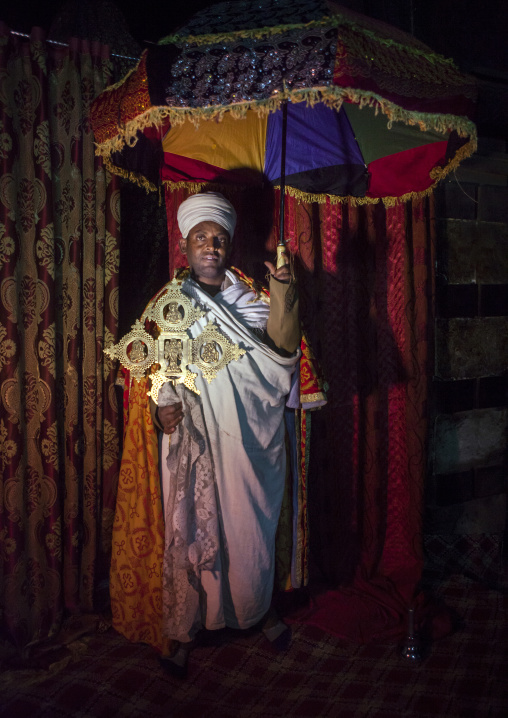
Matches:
[157,402,184,434]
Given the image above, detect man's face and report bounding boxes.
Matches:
[179,220,231,286]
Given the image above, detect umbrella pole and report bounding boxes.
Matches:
[276,99,288,269]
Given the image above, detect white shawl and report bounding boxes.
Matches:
[160,271,299,642]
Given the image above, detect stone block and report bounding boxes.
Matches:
[431,470,474,506]
[436,284,478,318]
[477,375,508,408]
[477,137,507,154]
[454,142,508,186]
[475,79,508,143]
[477,186,508,223]
[435,317,508,379]
[474,465,508,499]
[425,494,506,533]
[433,376,508,412]
[475,223,508,284]
[433,407,508,474]
[480,285,508,316]
[433,378,476,413]
[455,494,507,533]
[434,182,477,220]
[437,219,508,285]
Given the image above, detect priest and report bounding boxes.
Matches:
[135,192,300,676]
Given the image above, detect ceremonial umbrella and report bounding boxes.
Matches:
[91,0,477,208]
[91,0,478,637]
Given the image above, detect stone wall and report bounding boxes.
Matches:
[425,139,508,585]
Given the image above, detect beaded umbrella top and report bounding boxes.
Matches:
[91,0,477,204]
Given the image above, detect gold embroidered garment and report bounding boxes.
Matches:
[110,270,302,649]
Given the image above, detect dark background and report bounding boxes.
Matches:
[2,0,507,74]
[3,0,506,324]
[3,0,507,141]
[4,0,220,45]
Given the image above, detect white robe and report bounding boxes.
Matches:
[159,271,299,641]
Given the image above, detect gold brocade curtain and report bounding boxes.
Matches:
[0,25,121,647]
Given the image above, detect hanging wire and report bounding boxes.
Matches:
[453,169,479,204]
[9,30,140,61]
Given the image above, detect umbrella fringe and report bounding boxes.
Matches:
[276,184,432,207]
[429,137,478,183]
[94,85,476,162]
[103,156,159,193]
[319,87,477,140]
[104,129,476,207]
[159,18,333,47]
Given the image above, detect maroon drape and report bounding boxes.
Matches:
[0,26,121,647]
[290,197,434,642]
[165,188,434,643]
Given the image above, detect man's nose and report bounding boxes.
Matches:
[202,235,215,251]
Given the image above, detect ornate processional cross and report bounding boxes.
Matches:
[104,278,246,403]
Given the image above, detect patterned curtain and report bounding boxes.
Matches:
[0,26,121,648]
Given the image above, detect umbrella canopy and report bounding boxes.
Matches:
[91,0,477,204]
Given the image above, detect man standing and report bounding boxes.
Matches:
[132,191,301,676]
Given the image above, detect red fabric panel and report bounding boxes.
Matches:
[367,142,448,198]
[162,152,224,183]
[280,196,434,643]
[162,152,262,186]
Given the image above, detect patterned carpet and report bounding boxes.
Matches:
[1,575,506,718]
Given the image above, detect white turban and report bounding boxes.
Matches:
[177,192,237,240]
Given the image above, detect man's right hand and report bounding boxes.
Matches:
[157,402,184,434]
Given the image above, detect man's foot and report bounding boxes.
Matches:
[261,608,291,651]
[159,641,192,679]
